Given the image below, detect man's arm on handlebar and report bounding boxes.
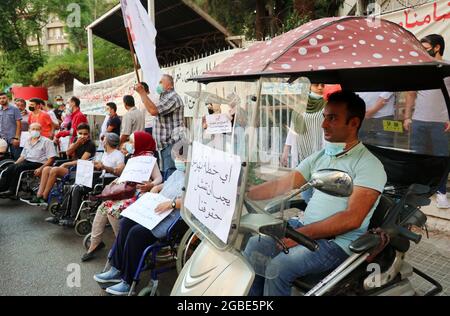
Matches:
[247,170,306,201]
[284,186,380,248]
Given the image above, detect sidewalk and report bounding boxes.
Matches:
[421,194,450,233]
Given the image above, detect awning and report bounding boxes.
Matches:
[194,16,450,92]
[87,0,234,65]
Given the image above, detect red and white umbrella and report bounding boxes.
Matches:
[195,16,450,92]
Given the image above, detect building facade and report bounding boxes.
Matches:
[27,14,70,55]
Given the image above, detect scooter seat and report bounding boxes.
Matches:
[349,234,382,254]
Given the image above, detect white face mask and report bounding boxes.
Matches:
[309,91,323,99]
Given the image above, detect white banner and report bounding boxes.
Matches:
[120,0,161,93]
[184,141,242,244]
[74,49,240,118]
[382,0,450,60]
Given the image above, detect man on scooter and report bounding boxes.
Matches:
[245,91,387,296]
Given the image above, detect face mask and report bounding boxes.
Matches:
[175,160,186,172]
[29,106,35,112]
[427,48,437,57]
[156,84,165,95]
[309,91,323,100]
[30,131,40,138]
[66,106,73,114]
[324,141,346,156]
[56,101,64,106]
[125,143,135,155]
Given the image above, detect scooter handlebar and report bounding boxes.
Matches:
[285,226,319,252]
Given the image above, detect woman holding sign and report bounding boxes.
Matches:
[82,131,162,262]
[93,140,188,296]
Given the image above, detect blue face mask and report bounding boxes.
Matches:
[324,142,346,156]
[156,84,165,95]
[125,143,135,155]
[309,91,323,100]
[175,160,186,172]
[30,131,41,138]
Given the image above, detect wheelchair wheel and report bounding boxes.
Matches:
[176,229,201,274]
[75,219,92,237]
[138,287,160,296]
[49,202,60,216]
[83,233,92,250]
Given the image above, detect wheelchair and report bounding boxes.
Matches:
[99,214,189,296]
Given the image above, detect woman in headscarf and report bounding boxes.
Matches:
[94,140,189,295]
[82,131,163,262]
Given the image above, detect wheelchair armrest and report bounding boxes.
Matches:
[349,234,381,254]
[54,159,72,167]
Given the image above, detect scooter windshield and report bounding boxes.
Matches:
[358,79,450,158]
[181,78,311,252]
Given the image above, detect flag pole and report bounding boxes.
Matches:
[125,27,141,83]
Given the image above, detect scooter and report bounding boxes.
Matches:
[172,168,442,296]
[171,16,449,296]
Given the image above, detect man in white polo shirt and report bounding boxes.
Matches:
[0,123,56,198]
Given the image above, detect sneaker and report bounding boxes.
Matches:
[436,193,450,209]
[29,196,47,206]
[105,281,131,296]
[93,267,122,284]
[45,216,60,225]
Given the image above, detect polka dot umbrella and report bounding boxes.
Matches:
[194,16,450,92]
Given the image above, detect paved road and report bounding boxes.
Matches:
[1,198,448,296]
[0,199,176,296]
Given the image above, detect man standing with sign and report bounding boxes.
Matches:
[136,75,185,177]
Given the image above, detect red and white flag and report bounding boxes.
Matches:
[120,0,162,92]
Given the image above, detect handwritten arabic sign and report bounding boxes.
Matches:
[383,120,404,133]
[117,156,157,184]
[382,0,450,60]
[121,193,173,231]
[184,141,242,244]
[75,160,94,188]
[206,114,232,134]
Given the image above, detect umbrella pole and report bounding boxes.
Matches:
[125,26,141,83]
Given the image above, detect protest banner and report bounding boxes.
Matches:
[121,193,173,231]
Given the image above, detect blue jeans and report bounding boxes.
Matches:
[160,143,175,178]
[243,221,348,296]
[301,188,313,204]
[411,120,449,157]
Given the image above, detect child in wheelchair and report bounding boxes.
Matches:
[0,123,57,199]
[93,140,188,296]
[46,133,125,231]
[28,123,96,205]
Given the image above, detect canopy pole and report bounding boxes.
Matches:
[88,27,95,84]
[148,0,155,24]
[125,27,141,83]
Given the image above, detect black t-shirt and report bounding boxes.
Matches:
[73,138,97,160]
[54,109,63,121]
[107,115,122,136]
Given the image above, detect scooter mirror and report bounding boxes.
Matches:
[310,169,353,197]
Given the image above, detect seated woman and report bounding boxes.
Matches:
[81,131,163,262]
[29,123,96,205]
[48,133,125,226]
[93,141,187,295]
[0,123,57,198]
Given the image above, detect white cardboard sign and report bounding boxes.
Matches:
[75,160,94,188]
[117,155,156,184]
[206,114,232,135]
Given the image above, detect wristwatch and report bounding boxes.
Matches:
[171,199,177,209]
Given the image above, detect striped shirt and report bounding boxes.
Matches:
[154,89,185,149]
[285,110,325,168]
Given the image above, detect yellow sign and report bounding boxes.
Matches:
[383,120,404,133]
